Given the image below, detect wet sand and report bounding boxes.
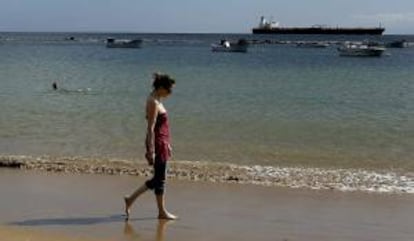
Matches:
[0,225,109,241]
[1,168,413,241]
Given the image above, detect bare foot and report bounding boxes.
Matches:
[124,196,131,220]
[158,211,178,220]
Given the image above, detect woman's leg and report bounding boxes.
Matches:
[124,160,162,219]
[151,160,177,220]
[156,193,177,220]
[124,159,177,219]
[124,184,148,219]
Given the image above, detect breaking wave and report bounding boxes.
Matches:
[1,155,413,194]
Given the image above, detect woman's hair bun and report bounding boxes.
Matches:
[153,72,175,90]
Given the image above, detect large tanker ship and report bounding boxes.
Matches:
[252,17,385,35]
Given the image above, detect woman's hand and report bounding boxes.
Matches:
[168,144,173,156]
[145,152,155,165]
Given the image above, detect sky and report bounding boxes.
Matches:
[0,0,413,34]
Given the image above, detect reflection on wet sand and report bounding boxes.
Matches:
[123,221,141,240]
[124,220,173,241]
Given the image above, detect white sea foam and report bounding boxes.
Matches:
[243,165,414,193]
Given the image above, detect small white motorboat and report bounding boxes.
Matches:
[337,42,385,57]
[106,38,143,48]
[211,39,249,53]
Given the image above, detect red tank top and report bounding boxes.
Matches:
[154,112,171,161]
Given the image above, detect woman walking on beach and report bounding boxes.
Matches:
[124,73,177,220]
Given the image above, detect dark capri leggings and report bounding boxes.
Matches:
[145,158,167,195]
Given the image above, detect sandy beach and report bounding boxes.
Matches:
[1,168,413,241]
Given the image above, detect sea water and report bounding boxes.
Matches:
[0,33,413,187]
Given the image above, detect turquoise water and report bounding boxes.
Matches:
[1,33,413,172]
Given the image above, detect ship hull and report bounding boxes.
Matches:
[252,27,385,35]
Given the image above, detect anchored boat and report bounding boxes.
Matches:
[337,42,386,57]
[106,38,143,48]
[211,39,249,53]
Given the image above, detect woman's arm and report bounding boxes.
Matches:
[145,98,158,165]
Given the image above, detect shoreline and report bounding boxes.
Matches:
[1,154,413,194]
